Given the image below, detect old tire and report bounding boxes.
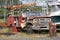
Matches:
[26,25,33,34]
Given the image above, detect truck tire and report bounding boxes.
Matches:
[26,25,33,34]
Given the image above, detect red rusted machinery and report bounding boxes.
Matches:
[0,3,54,37]
[1,4,34,33]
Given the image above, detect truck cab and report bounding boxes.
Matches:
[22,11,51,30]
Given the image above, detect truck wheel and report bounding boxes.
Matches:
[26,25,33,34]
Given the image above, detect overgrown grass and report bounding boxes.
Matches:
[0,19,5,23]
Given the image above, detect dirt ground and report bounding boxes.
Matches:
[0,31,59,40]
[0,28,60,40]
[0,26,59,40]
[0,33,60,40]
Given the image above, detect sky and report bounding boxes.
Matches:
[58,0,60,2]
[19,0,47,6]
[18,0,59,6]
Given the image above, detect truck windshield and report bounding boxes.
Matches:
[30,12,35,16]
[22,11,44,17]
[29,12,41,16]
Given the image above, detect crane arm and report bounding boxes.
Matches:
[4,4,33,9]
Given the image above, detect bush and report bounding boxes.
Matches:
[0,16,4,19]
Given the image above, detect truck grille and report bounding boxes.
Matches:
[33,18,51,28]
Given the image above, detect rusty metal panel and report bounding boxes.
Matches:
[6,16,14,26]
[18,17,22,27]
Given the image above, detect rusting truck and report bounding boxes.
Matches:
[0,4,51,33]
[6,10,51,33]
[20,11,51,33]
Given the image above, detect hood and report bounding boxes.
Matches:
[49,10,60,16]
